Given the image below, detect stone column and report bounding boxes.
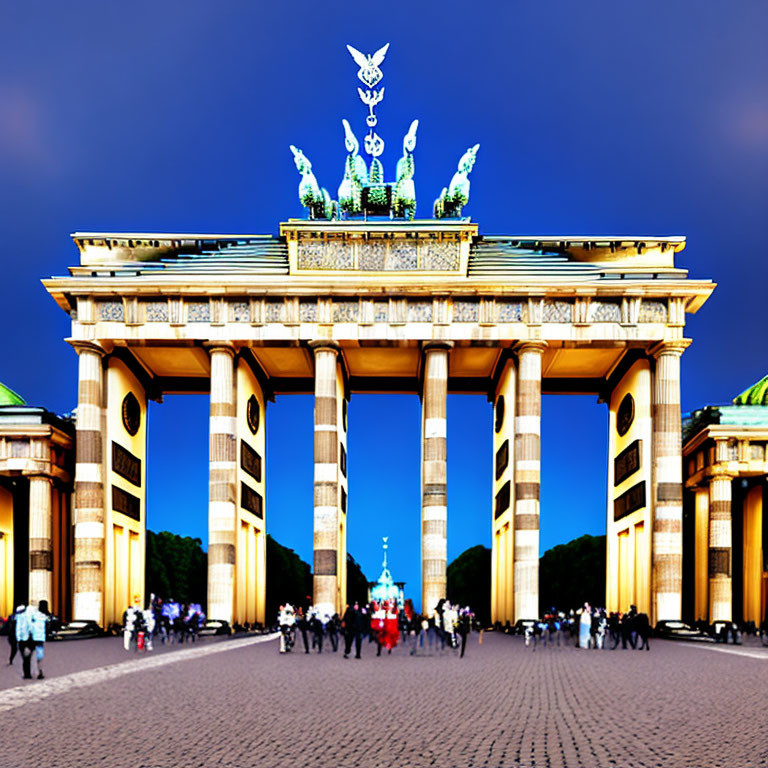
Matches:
[311,341,341,615]
[421,342,452,617]
[708,467,733,622]
[72,342,106,623]
[513,341,546,621]
[28,475,53,608]
[650,341,688,622]
[207,343,237,624]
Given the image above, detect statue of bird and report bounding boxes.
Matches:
[346,43,390,88]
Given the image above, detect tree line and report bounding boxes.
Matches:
[147,529,606,623]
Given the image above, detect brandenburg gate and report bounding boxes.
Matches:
[39,44,713,628]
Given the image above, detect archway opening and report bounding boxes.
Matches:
[540,394,608,615]
[347,394,421,609]
[145,395,208,609]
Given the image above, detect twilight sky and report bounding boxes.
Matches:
[1,2,766,602]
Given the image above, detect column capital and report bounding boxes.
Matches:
[514,340,548,356]
[708,471,734,484]
[67,339,109,357]
[203,341,236,358]
[648,339,691,359]
[23,472,54,482]
[421,340,454,353]
[308,340,341,355]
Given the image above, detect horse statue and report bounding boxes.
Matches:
[290,145,335,219]
[433,143,480,219]
[393,119,418,219]
[338,119,368,217]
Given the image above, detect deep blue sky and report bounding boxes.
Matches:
[1,2,766,600]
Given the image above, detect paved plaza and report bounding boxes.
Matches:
[1,632,766,768]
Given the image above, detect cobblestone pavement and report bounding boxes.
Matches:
[2,632,766,768]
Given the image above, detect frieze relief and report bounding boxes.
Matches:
[299,300,318,322]
[333,300,359,322]
[407,301,433,322]
[373,301,388,322]
[358,240,387,270]
[496,301,527,323]
[229,301,250,323]
[99,300,124,322]
[85,294,681,330]
[265,300,287,323]
[144,301,168,322]
[296,239,460,271]
[543,300,572,323]
[453,300,479,322]
[588,301,621,323]
[187,301,210,322]
[639,300,668,323]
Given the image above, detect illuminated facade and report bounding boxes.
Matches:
[39,222,714,625]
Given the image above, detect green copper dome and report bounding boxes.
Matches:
[733,374,768,406]
[0,382,26,406]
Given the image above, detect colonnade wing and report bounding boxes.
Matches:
[685,426,767,627]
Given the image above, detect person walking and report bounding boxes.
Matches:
[342,601,364,659]
[457,608,471,658]
[122,601,140,651]
[15,604,34,679]
[30,600,50,678]
[7,605,24,665]
[578,603,592,649]
[295,607,310,654]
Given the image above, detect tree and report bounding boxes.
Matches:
[145,530,207,606]
[266,534,312,621]
[346,553,369,606]
[447,544,491,625]
[539,534,606,614]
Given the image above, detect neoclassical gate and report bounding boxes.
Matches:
[43,220,713,626]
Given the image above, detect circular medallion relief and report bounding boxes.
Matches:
[246,394,260,435]
[122,392,141,436]
[617,393,635,437]
[495,395,505,434]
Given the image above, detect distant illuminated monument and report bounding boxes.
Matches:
[11,41,718,630]
[369,537,405,605]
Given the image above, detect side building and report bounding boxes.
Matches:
[683,375,768,628]
[0,382,75,621]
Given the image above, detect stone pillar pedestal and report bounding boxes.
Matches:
[207,343,237,624]
[650,341,688,622]
[421,342,451,617]
[28,475,53,608]
[708,469,733,622]
[311,341,342,616]
[513,341,546,621]
[72,341,106,623]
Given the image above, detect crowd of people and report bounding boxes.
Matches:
[521,603,652,651]
[277,598,477,659]
[121,594,206,651]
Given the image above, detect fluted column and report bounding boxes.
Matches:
[311,341,341,615]
[513,341,546,621]
[207,343,237,624]
[421,342,452,617]
[72,342,106,623]
[708,466,733,622]
[28,475,53,608]
[650,340,688,622]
